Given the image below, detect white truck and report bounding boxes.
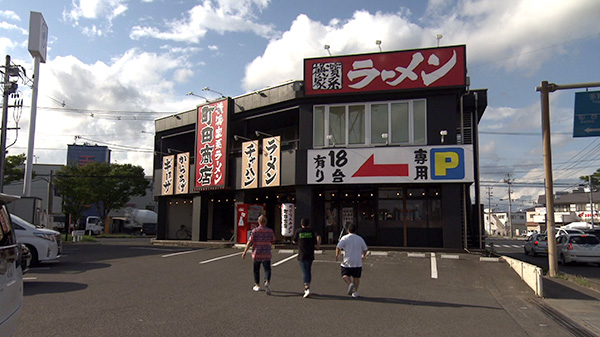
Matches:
[84,216,104,235]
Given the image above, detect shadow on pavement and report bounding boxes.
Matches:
[543,277,598,300]
[303,293,501,309]
[24,281,88,296]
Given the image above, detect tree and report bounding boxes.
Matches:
[91,163,148,224]
[580,168,600,188]
[53,162,149,226]
[3,153,26,185]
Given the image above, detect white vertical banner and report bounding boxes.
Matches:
[262,136,280,187]
[241,140,259,189]
[161,155,174,195]
[281,203,295,237]
[175,152,190,194]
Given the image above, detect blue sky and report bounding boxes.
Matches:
[1,0,600,209]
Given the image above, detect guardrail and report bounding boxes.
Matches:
[502,255,544,297]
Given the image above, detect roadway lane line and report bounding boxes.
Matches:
[430,253,438,279]
[272,253,298,267]
[199,252,242,264]
[162,248,209,258]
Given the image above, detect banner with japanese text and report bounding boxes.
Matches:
[241,140,259,189]
[161,155,174,195]
[304,45,466,96]
[175,152,190,194]
[307,145,473,184]
[194,99,229,190]
[261,136,280,187]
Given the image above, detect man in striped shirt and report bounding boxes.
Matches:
[242,215,276,295]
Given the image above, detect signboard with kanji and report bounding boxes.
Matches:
[573,90,600,137]
[307,145,473,184]
[194,99,229,190]
[261,136,280,187]
[161,155,174,195]
[304,45,466,96]
[241,140,259,189]
[175,152,190,194]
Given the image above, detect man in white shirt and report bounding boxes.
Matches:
[335,223,368,298]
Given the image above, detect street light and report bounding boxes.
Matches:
[186,91,208,101]
[202,87,225,98]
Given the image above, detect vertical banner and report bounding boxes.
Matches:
[175,152,190,194]
[161,155,174,195]
[281,203,295,237]
[261,136,280,187]
[195,99,229,190]
[241,140,259,189]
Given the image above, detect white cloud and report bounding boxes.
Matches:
[0,10,20,21]
[63,0,128,35]
[130,0,277,43]
[9,49,193,174]
[242,1,600,90]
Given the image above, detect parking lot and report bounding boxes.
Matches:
[14,239,579,337]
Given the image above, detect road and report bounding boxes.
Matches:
[486,237,600,286]
[14,238,577,337]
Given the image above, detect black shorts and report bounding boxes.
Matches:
[341,266,362,278]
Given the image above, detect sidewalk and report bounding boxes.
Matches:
[538,275,600,336]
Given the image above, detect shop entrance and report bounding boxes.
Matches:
[322,189,377,245]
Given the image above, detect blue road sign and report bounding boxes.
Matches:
[574,90,600,137]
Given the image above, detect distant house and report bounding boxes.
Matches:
[534,188,600,229]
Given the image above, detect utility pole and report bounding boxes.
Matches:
[503,173,514,238]
[590,175,595,228]
[1,55,13,192]
[536,80,600,277]
[486,186,493,235]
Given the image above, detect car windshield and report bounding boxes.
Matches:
[570,235,600,245]
[537,234,547,241]
[10,214,36,230]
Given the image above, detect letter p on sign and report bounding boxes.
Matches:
[431,148,464,180]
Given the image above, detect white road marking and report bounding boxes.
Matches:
[162,248,208,258]
[272,253,298,267]
[441,254,459,260]
[370,251,389,256]
[430,253,438,279]
[407,252,426,258]
[23,277,37,280]
[199,252,242,264]
[278,249,295,254]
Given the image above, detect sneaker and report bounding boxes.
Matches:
[347,283,355,295]
[264,281,271,295]
[252,285,260,292]
[351,292,359,298]
[303,288,311,298]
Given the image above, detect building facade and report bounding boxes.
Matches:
[153,45,488,249]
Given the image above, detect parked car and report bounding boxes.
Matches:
[0,193,24,337]
[556,234,600,265]
[524,233,548,256]
[12,214,62,265]
[584,228,600,239]
[555,227,584,238]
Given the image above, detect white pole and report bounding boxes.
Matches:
[23,55,40,196]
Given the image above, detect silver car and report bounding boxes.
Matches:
[556,234,600,265]
[524,233,548,256]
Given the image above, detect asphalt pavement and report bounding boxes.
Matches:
[13,237,600,336]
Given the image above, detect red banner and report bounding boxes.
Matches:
[194,99,229,190]
[304,45,466,96]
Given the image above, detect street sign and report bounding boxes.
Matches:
[573,90,600,137]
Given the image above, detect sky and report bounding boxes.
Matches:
[1,0,600,210]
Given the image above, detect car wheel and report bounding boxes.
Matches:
[524,247,529,255]
[26,244,39,266]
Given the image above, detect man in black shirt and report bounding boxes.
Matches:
[292,218,321,298]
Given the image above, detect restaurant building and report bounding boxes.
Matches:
[153,45,487,249]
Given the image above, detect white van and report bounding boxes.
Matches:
[12,214,62,265]
[0,193,24,337]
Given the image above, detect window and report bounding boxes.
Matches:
[314,99,426,147]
